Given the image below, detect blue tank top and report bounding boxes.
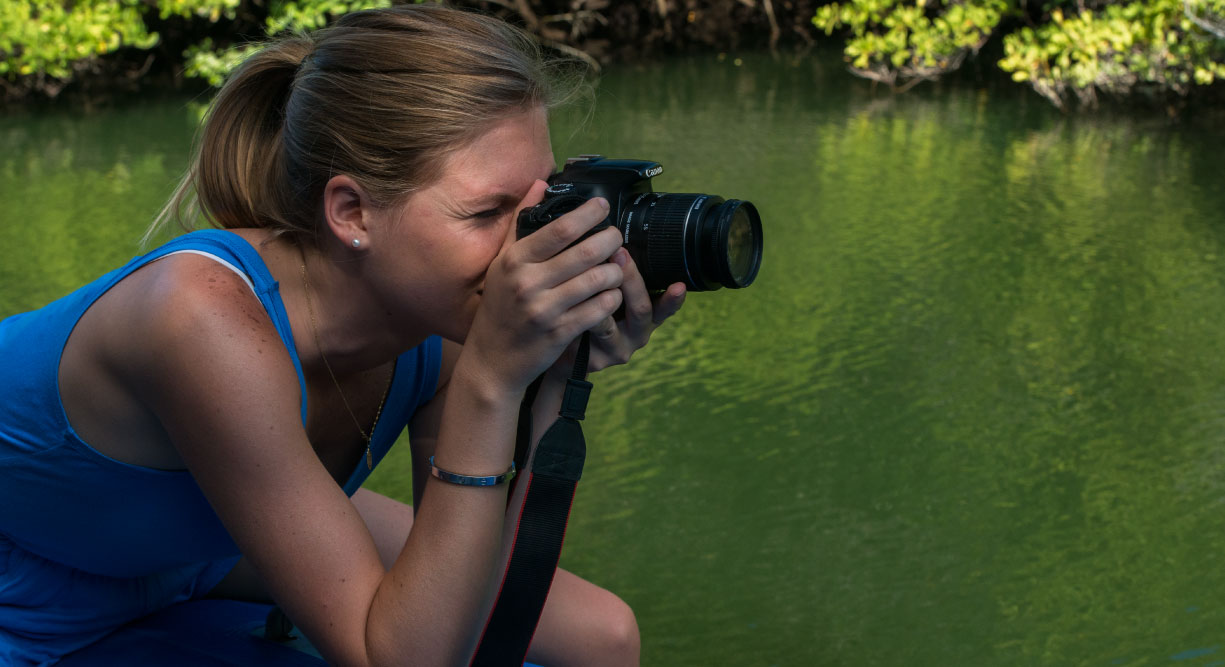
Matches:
[0,229,442,578]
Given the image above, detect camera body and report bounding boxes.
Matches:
[516,155,762,292]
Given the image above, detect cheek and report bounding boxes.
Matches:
[475,221,512,264]
[449,225,507,284]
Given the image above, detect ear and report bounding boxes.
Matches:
[322,174,374,250]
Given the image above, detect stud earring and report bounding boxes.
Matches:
[352,239,361,248]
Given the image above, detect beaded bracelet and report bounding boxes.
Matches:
[429,456,517,487]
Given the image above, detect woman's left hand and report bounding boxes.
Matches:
[581,247,686,373]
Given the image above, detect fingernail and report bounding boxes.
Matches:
[595,197,609,211]
[612,248,627,266]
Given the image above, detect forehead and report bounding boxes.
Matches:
[441,107,555,195]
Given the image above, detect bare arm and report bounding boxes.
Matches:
[125,263,524,665]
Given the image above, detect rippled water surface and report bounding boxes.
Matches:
[3,54,1225,666]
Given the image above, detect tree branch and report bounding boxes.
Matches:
[1185,0,1225,39]
[538,37,603,73]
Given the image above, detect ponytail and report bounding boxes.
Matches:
[147,37,312,244]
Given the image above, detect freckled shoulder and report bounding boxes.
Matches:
[107,252,294,388]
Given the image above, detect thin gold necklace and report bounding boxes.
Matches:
[299,253,392,471]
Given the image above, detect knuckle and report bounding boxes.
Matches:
[547,219,575,246]
[603,344,631,367]
[501,248,528,274]
[605,264,625,286]
[524,301,551,328]
[600,289,623,313]
[511,279,534,304]
[551,323,578,346]
[629,302,653,322]
[575,240,602,265]
[543,226,570,252]
[601,228,624,250]
[584,269,607,294]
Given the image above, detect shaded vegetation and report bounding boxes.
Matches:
[999,0,1225,109]
[815,0,1225,110]
[0,0,820,103]
[1,0,1223,110]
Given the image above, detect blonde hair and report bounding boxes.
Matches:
[149,4,586,245]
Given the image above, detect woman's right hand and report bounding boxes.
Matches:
[460,179,626,395]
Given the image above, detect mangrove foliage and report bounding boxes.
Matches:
[2,0,1223,109]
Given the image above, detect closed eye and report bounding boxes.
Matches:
[472,208,505,219]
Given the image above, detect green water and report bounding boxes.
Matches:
[4,55,1225,666]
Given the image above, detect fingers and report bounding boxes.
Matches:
[519,179,549,210]
[554,288,623,344]
[517,197,612,264]
[611,248,652,341]
[612,249,686,332]
[652,282,687,325]
[583,249,643,363]
[590,313,617,339]
[585,253,688,372]
[546,262,625,318]
[540,226,622,288]
[504,179,550,249]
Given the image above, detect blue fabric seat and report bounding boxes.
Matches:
[58,599,543,666]
[58,600,325,666]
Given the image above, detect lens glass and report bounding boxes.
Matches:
[626,192,761,291]
[726,206,757,285]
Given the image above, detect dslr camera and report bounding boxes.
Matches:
[516,155,763,292]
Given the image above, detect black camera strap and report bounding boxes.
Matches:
[470,333,592,667]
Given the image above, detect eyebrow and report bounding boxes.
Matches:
[458,192,518,210]
[458,163,557,210]
[455,158,561,207]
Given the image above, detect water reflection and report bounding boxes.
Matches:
[0,99,198,315]
[2,55,1225,666]
[551,54,1225,665]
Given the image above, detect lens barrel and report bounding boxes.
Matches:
[621,192,763,291]
[515,184,764,292]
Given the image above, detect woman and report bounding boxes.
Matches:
[0,5,684,665]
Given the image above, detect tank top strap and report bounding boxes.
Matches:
[128,230,309,425]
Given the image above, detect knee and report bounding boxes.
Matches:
[531,572,642,667]
[599,594,640,666]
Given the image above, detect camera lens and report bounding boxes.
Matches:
[621,193,763,291]
[714,200,762,288]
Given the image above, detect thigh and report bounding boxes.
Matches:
[526,568,641,667]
